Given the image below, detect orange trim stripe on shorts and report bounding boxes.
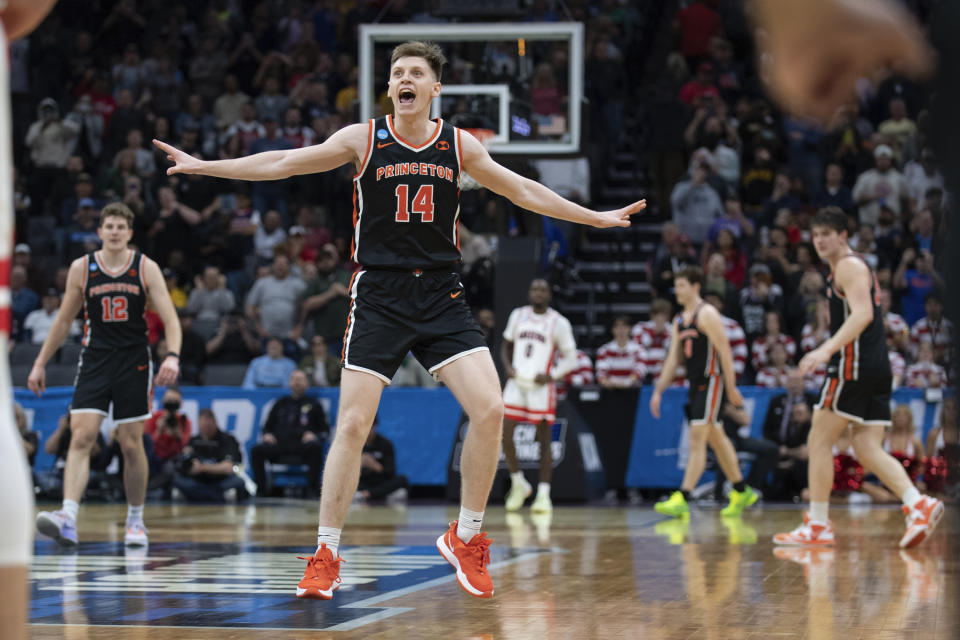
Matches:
[707,377,722,420]
[340,271,360,365]
[822,378,839,409]
[844,343,854,380]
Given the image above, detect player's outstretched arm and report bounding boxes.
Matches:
[153,123,367,181]
[460,132,645,228]
[697,305,743,408]
[143,257,182,386]
[27,258,85,396]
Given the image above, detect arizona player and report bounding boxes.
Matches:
[28,203,181,548]
[500,278,576,513]
[775,207,943,548]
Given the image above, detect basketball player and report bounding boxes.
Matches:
[501,278,577,513]
[155,41,644,600]
[774,208,943,547]
[650,266,758,518]
[28,203,181,547]
[1,3,61,639]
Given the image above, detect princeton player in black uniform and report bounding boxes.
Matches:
[650,266,757,520]
[155,40,645,600]
[28,203,181,547]
[775,207,943,548]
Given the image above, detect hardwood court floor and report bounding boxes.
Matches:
[28,500,959,639]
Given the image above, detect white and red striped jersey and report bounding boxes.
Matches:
[905,361,947,389]
[751,333,797,371]
[722,316,748,378]
[885,311,909,351]
[800,323,829,387]
[755,366,790,388]
[889,351,906,385]
[565,349,595,387]
[282,125,317,149]
[909,317,953,363]
[503,306,577,386]
[632,320,670,378]
[596,339,646,387]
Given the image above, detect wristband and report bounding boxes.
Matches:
[166,352,180,359]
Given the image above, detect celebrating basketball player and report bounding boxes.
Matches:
[155,41,645,600]
[650,266,758,519]
[28,203,182,548]
[501,278,577,514]
[774,207,943,547]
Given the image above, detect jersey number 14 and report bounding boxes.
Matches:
[394,184,435,223]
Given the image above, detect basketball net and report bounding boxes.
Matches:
[459,128,495,191]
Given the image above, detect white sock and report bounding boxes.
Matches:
[901,486,922,509]
[510,471,525,487]
[62,499,79,522]
[456,507,484,544]
[809,501,829,524]
[126,504,144,524]
[317,526,341,557]
[537,482,551,498]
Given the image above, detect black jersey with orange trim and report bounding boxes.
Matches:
[675,302,721,387]
[81,250,149,350]
[351,115,463,270]
[826,253,890,381]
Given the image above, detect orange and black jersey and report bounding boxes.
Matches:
[81,250,149,350]
[826,253,890,381]
[351,116,463,270]
[675,302,721,387]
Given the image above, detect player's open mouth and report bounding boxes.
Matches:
[399,89,416,105]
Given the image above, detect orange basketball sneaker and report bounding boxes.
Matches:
[773,512,835,546]
[436,521,494,598]
[899,495,944,549]
[296,543,344,600]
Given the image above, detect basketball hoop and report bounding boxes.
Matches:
[459,128,495,191]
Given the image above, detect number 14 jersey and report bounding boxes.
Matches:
[352,115,463,270]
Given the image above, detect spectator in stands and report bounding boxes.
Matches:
[688,118,740,189]
[800,296,830,390]
[177,310,207,385]
[910,292,952,366]
[214,74,250,131]
[187,265,237,340]
[814,163,854,214]
[175,95,217,157]
[163,268,187,309]
[248,117,294,219]
[282,106,316,149]
[707,194,754,249]
[766,394,813,502]
[242,336,297,389]
[850,222,880,270]
[144,388,192,463]
[115,128,155,179]
[786,270,825,341]
[702,290,748,380]
[755,341,792,388]
[23,288,80,345]
[739,263,785,343]
[670,159,724,245]
[678,61,720,107]
[880,286,910,354]
[224,103,265,156]
[596,316,646,389]
[173,409,247,502]
[65,199,101,262]
[25,98,79,214]
[702,254,740,317]
[300,243,351,356]
[148,186,202,266]
[253,209,287,264]
[706,229,747,290]
[894,247,944,326]
[104,89,144,157]
[562,349,595,391]
[14,403,37,468]
[190,37,230,105]
[904,148,944,211]
[740,145,775,218]
[760,171,800,229]
[299,335,341,387]
[633,298,675,384]
[651,232,696,300]
[888,333,906,389]
[355,418,408,504]
[751,311,797,371]
[206,311,262,365]
[908,207,938,256]
[852,144,909,227]
[905,340,947,389]
[245,254,306,343]
[250,370,328,497]
[11,265,38,340]
[877,98,917,163]
[873,205,903,267]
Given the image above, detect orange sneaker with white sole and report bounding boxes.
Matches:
[436,521,494,598]
[296,543,343,600]
[899,495,944,549]
[773,512,835,546]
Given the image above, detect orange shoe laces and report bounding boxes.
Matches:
[462,534,492,574]
[298,553,344,585]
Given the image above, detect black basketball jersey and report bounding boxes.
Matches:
[676,302,721,386]
[351,116,462,270]
[826,253,890,381]
[82,250,149,350]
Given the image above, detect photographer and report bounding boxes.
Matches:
[24,98,79,215]
[173,409,248,502]
[250,370,328,497]
[144,388,192,463]
[35,408,109,499]
[894,247,945,326]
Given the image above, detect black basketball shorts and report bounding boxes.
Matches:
[71,345,153,423]
[685,375,724,426]
[340,269,489,384]
[815,373,892,426]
